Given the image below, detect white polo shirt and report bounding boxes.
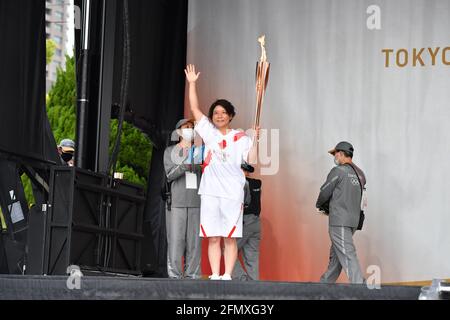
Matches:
[195,115,253,202]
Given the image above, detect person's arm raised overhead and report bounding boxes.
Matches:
[184,64,204,122]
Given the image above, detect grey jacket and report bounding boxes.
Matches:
[163,145,202,208]
[316,163,366,228]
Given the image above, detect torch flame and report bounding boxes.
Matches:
[253,35,270,132]
[258,35,267,62]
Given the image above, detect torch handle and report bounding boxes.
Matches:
[253,62,270,131]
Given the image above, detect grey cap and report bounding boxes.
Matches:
[328,141,354,156]
[175,118,194,129]
[59,139,75,152]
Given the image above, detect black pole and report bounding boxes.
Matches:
[75,0,91,169]
[95,0,117,174]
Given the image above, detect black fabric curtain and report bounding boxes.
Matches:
[0,0,58,163]
[111,0,187,138]
[0,0,187,276]
[0,0,60,274]
[111,0,188,276]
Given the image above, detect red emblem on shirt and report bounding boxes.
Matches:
[233,132,246,142]
[218,140,227,149]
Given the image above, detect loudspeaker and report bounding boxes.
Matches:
[40,166,144,275]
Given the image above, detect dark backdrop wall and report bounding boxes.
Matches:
[73,0,188,275]
[111,0,188,276]
[0,0,187,276]
[0,0,58,163]
[0,0,59,274]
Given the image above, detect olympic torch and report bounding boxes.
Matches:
[253,35,270,144]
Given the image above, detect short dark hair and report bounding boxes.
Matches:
[208,99,236,120]
[340,150,353,158]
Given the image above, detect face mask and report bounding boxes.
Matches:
[181,128,194,141]
[334,156,340,166]
[61,152,73,162]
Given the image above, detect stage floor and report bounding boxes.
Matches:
[0,275,421,300]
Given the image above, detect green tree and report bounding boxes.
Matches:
[21,173,35,207]
[47,56,152,186]
[23,55,152,206]
[46,39,56,65]
[108,120,152,186]
[46,55,77,141]
[109,120,153,186]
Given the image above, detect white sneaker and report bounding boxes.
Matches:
[220,274,232,280]
[209,274,221,280]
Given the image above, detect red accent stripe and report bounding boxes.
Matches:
[201,150,212,173]
[200,224,207,237]
[227,226,236,238]
[233,132,246,142]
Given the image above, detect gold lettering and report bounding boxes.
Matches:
[382,49,394,67]
[427,47,440,65]
[412,48,425,66]
[396,49,408,67]
[382,46,450,67]
[442,47,450,65]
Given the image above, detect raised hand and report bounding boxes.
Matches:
[184,64,201,83]
[184,64,203,122]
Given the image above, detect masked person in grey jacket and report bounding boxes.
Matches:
[316,141,366,284]
[164,119,203,279]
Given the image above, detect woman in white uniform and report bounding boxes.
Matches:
[184,64,259,280]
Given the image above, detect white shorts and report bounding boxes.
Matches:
[199,195,243,238]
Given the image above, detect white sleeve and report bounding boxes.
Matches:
[195,115,215,145]
[241,135,253,162]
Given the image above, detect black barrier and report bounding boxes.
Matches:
[27,166,145,276]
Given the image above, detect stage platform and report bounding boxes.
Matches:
[0,275,421,300]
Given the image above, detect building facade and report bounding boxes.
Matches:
[45,0,69,92]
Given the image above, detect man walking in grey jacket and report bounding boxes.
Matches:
[316,141,366,284]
